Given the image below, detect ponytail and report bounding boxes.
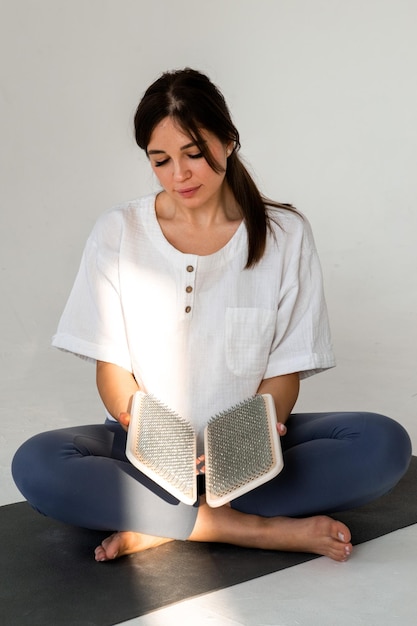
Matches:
[226,153,293,268]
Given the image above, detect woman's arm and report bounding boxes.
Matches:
[257,372,300,435]
[96,360,140,431]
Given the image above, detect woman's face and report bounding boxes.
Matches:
[147,116,231,211]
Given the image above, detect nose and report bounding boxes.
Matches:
[173,160,191,182]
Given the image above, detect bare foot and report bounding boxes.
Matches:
[94,511,352,563]
[189,502,352,562]
[94,531,173,562]
[259,515,352,562]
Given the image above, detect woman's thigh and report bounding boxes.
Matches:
[12,422,198,539]
[231,411,411,517]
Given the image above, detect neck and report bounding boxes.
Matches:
[156,184,241,227]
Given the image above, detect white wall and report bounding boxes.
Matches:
[1,0,416,495]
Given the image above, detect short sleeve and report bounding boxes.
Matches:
[264,217,336,380]
[52,211,132,371]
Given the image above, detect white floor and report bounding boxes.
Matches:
[2,352,417,626]
[125,526,417,626]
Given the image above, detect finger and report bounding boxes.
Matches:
[276,422,287,436]
[118,412,131,431]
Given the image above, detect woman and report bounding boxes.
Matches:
[12,68,411,563]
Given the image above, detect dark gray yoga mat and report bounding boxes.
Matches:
[2,457,417,626]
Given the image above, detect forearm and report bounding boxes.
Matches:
[96,360,140,423]
[257,372,299,424]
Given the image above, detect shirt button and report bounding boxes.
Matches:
[185,286,193,293]
[185,306,192,313]
[186,265,194,272]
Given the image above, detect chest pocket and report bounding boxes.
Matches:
[225,307,276,378]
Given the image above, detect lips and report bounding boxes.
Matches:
[176,186,201,197]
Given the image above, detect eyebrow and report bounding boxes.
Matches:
[147,141,197,155]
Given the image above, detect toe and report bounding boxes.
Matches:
[94,545,107,562]
[334,521,351,544]
[94,534,120,561]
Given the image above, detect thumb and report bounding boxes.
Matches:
[276,422,287,437]
[118,412,131,428]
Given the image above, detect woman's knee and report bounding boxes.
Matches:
[12,425,112,505]
[12,432,54,505]
[361,412,412,479]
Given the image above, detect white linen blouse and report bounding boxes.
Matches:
[52,193,335,452]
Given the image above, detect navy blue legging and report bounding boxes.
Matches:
[12,411,411,540]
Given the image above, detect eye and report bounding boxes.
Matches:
[188,152,203,160]
[154,158,170,167]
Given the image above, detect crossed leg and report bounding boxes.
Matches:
[12,412,410,564]
[94,496,352,563]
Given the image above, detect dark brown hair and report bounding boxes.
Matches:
[134,68,292,267]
